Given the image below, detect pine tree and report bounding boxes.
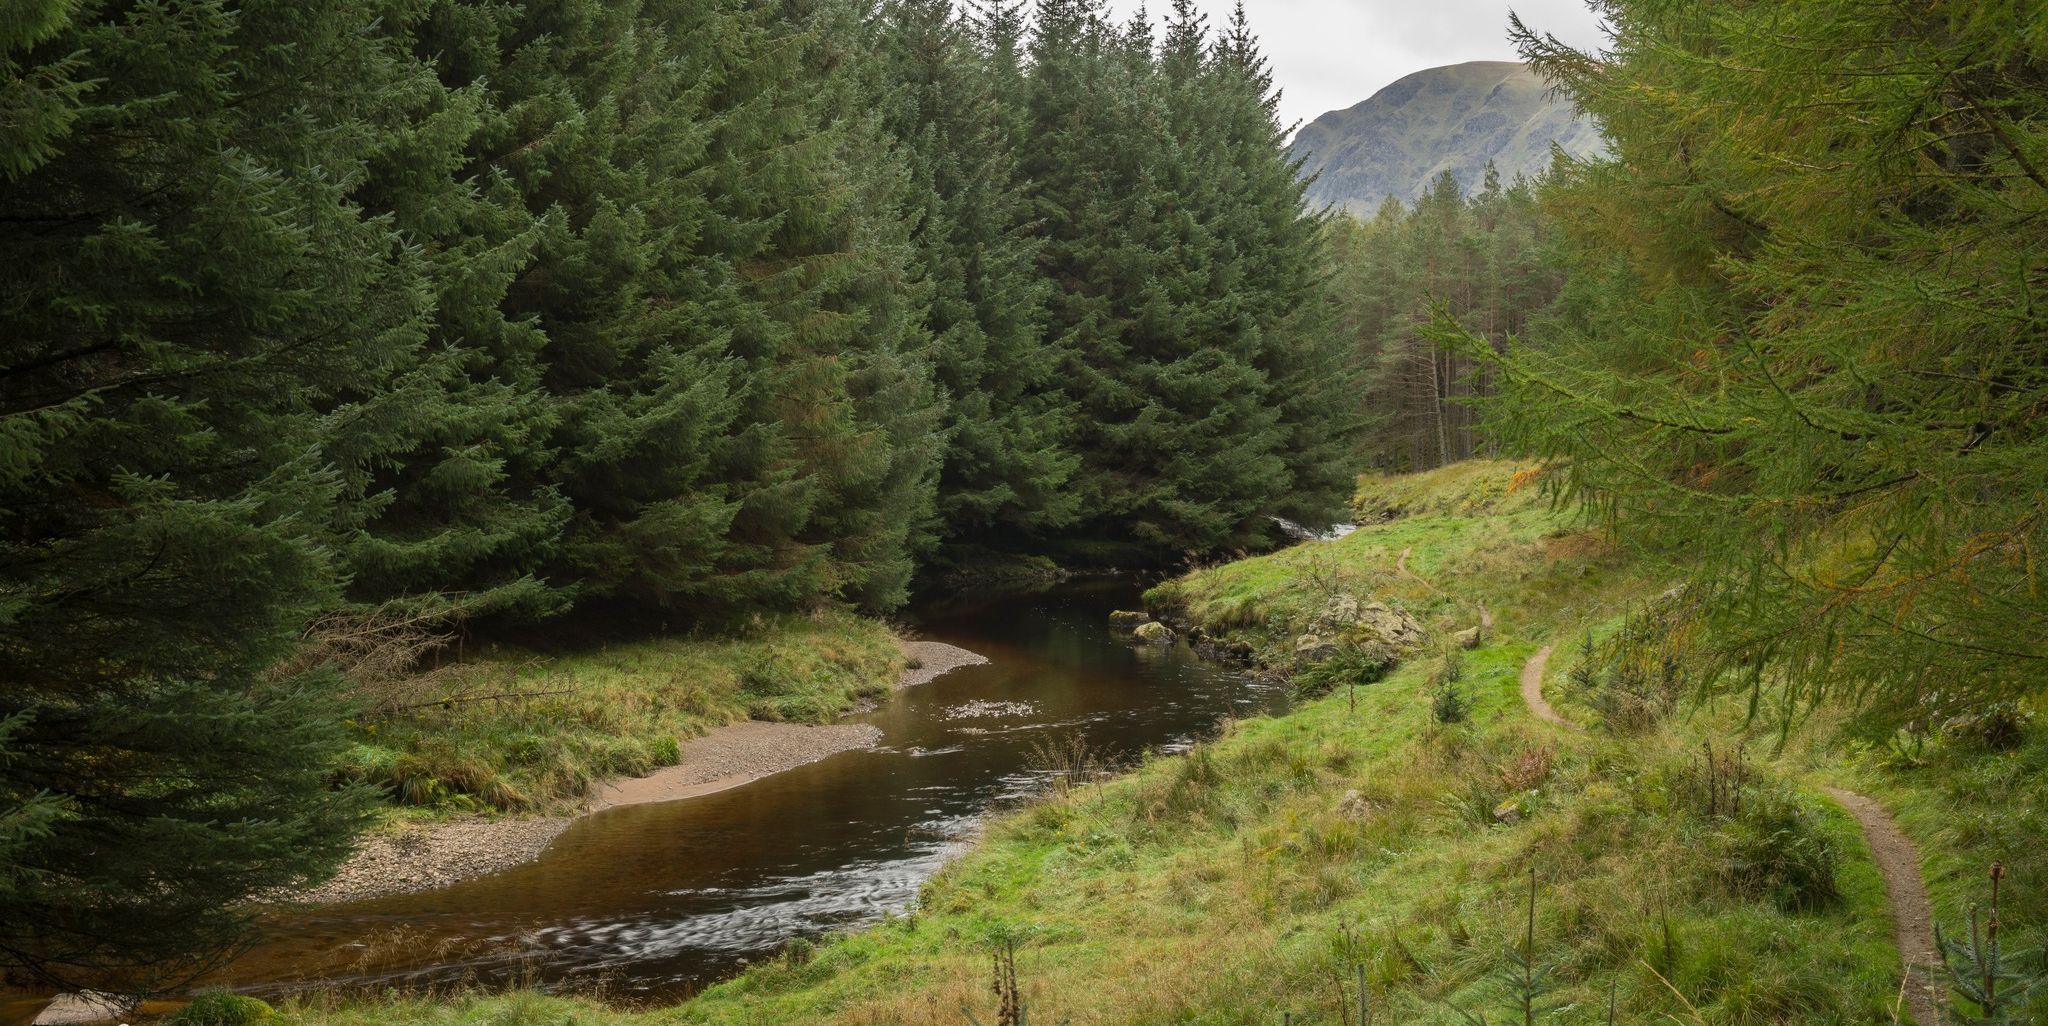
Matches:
[762,0,946,611]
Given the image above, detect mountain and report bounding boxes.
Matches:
[1290,61,1606,213]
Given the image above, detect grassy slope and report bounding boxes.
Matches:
[286,461,2044,1026]
[340,611,905,816]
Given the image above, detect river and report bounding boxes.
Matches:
[205,578,1285,1006]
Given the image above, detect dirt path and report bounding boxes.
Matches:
[1823,787,1943,1025]
[1395,546,1433,589]
[1518,645,1580,732]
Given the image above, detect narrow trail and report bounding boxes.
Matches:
[1399,544,1494,636]
[1395,546,1432,589]
[1822,787,1943,1025]
[1518,646,1581,733]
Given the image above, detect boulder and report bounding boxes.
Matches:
[1355,600,1428,650]
[33,992,138,1025]
[1293,633,1340,664]
[1195,637,1256,663]
[1307,593,1426,651]
[1492,798,1524,826]
[1454,626,1483,650]
[1108,609,1149,629]
[1132,621,1174,644]
[1316,594,1364,630]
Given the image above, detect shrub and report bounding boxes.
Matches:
[650,734,682,767]
[1431,681,1470,725]
[170,992,277,1025]
[1293,643,1395,699]
[1714,786,1840,912]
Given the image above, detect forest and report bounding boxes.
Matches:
[0,0,1350,994]
[4,0,2046,1023]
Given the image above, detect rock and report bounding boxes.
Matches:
[1294,633,1340,664]
[1133,621,1174,643]
[1355,600,1428,650]
[32,992,134,1025]
[1336,788,1375,820]
[1306,594,1426,651]
[1454,626,1482,650]
[1492,798,1524,825]
[1109,609,1150,629]
[1195,638,1255,663]
[1317,594,1364,630]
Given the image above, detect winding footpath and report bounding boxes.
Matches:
[1517,645,1580,733]
[1823,787,1943,1025]
[1514,646,1942,1023]
[1395,546,1434,590]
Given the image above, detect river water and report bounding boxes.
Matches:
[211,579,1286,1004]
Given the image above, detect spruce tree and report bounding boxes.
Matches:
[1022,0,1347,559]
[0,0,424,990]
[873,0,1079,566]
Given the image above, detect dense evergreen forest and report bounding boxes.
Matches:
[1324,166,1558,472]
[0,0,1347,993]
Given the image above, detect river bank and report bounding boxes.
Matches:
[282,462,1986,1025]
[296,640,986,905]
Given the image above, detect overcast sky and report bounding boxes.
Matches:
[1098,1,1613,133]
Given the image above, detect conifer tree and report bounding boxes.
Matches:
[0,0,425,990]
[1459,0,2048,719]
[1022,0,1347,559]
[873,0,1079,565]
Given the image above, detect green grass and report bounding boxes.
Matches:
[337,610,904,815]
[278,461,2045,1025]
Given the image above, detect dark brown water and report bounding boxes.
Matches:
[213,579,1286,1003]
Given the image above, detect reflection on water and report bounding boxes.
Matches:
[216,579,1287,1002]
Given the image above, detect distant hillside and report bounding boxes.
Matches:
[1291,61,1605,213]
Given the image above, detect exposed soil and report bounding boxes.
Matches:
[1823,787,1942,1026]
[293,640,986,905]
[1518,645,1581,732]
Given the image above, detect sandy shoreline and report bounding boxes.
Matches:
[293,639,985,905]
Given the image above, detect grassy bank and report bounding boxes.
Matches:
[271,462,2041,1025]
[338,610,905,816]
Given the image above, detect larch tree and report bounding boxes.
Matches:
[1460,0,2048,723]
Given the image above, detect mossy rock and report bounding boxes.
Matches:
[170,992,280,1025]
[1108,609,1149,629]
